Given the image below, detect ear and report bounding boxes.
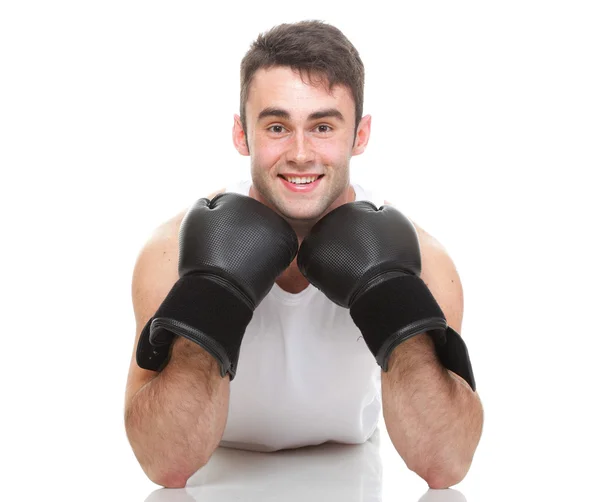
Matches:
[351,114,371,156]
[232,114,250,156]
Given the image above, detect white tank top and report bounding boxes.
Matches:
[219,180,385,452]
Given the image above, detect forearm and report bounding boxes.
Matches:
[381,333,483,488]
[125,337,230,487]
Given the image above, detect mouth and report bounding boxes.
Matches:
[277,174,325,186]
[277,174,325,193]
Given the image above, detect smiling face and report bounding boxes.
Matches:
[233,66,371,227]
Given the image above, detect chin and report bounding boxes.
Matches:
[289,207,335,224]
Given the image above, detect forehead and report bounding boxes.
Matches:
[246,66,354,119]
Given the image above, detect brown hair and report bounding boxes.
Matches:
[239,20,365,135]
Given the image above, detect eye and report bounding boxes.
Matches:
[316,124,332,133]
[268,125,285,134]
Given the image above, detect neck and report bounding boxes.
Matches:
[249,183,357,294]
[275,256,310,294]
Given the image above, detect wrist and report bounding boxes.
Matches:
[386,333,439,373]
[170,337,221,374]
[349,274,446,370]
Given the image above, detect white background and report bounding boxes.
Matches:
[1,1,598,500]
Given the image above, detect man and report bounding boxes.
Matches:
[124,20,484,490]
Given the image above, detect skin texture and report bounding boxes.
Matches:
[125,65,484,489]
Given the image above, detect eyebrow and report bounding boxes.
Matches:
[257,107,345,123]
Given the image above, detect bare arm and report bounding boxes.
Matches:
[381,222,484,488]
[124,190,228,488]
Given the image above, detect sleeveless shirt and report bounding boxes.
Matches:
[219,180,385,452]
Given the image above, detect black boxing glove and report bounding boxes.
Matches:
[136,193,298,379]
[297,201,475,391]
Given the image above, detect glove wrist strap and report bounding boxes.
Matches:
[136,274,253,380]
[350,274,476,390]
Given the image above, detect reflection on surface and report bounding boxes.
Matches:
[146,427,381,501]
[418,489,467,502]
[145,427,466,502]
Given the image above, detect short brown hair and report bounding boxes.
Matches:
[240,20,365,135]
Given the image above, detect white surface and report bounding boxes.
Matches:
[1,1,599,500]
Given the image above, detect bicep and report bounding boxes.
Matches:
[419,233,464,333]
[383,200,464,331]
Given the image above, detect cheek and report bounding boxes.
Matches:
[318,137,353,165]
[253,137,286,166]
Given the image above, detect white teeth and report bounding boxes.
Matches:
[284,175,319,184]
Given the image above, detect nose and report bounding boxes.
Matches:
[285,131,315,165]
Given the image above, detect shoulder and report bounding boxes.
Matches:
[132,187,227,309]
[384,200,464,332]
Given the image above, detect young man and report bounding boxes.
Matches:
[125,20,484,489]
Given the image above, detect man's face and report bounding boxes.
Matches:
[234,66,370,223]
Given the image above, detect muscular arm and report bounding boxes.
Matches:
[381,220,484,488]
[125,340,229,488]
[124,191,228,488]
